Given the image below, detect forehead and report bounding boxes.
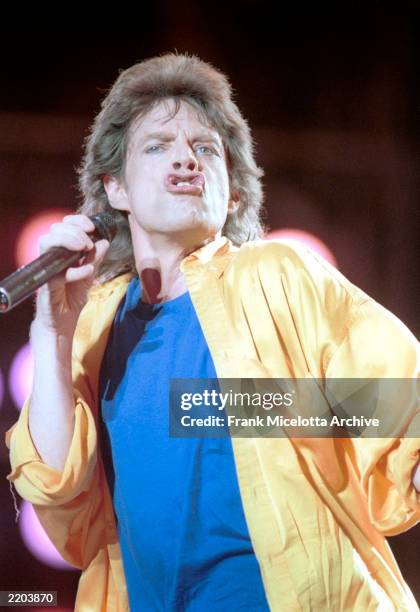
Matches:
[130,99,222,142]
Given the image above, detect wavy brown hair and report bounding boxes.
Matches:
[78,52,265,281]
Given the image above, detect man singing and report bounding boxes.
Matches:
[5,53,420,611]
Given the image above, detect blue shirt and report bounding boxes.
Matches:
[99,276,269,611]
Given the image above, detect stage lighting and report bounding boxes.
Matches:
[9,344,32,411]
[265,229,338,267]
[18,500,75,571]
[15,209,71,268]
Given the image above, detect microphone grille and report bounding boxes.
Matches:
[89,213,118,243]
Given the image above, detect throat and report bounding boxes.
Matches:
[140,268,162,305]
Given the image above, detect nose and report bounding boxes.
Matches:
[172,146,202,172]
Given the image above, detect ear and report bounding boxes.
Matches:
[228,190,240,215]
[103,174,130,212]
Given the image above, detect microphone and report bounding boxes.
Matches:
[0,213,117,313]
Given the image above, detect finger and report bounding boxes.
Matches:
[82,239,110,267]
[39,226,94,254]
[62,214,96,233]
[50,223,95,248]
[64,264,95,283]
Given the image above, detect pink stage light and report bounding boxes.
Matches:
[15,209,71,268]
[9,344,33,411]
[265,228,338,268]
[18,500,75,571]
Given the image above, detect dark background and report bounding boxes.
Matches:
[0,5,419,609]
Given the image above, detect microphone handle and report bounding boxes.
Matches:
[0,213,116,313]
[0,247,84,312]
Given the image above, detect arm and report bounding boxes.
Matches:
[325,298,420,535]
[263,240,420,532]
[28,321,76,472]
[25,214,107,470]
[5,214,109,566]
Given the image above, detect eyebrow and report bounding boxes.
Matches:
[141,131,222,148]
[142,131,175,144]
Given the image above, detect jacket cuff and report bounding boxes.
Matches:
[389,413,420,512]
[5,395,98,506]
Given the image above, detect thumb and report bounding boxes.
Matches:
[84,239,110,269]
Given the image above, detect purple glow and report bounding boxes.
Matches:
[9,344,33,411]
[18,500,75,571]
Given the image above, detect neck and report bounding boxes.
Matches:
[129,223,217,304]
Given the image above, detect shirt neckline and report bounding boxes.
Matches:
[128,276,190,316]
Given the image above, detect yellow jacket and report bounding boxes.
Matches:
[5,237,420,611]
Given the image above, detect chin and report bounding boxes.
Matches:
[171,211,215,230]
[169,221,219,243]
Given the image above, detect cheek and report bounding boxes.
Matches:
[219,178,231,205]
[209,168,230,199]
[128,175,159,201]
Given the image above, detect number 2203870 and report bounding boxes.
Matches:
[0,591,57,606]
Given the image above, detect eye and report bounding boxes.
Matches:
[145,144,164,154]
[195,145,217,156]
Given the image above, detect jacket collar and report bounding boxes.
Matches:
[91,235,237,299]
[180,235,236,277]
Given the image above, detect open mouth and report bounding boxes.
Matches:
[165,173,205,194]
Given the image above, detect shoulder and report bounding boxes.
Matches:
[88,271,134,301]
[77,271,133,327]
[72,272,133,364]
[227,238,370,308]
[79,271,134,327]
[228,240,418,376]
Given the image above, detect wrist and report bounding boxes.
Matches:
[30,319,74,353]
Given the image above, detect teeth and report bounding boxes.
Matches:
[176,181,193,186]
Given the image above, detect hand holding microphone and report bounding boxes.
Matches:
[0,213,116,332]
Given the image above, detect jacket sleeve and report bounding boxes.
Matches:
[324,297,420,535]
[5,401,105,569]
[4,301,108,569]
[5,389,97,507]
